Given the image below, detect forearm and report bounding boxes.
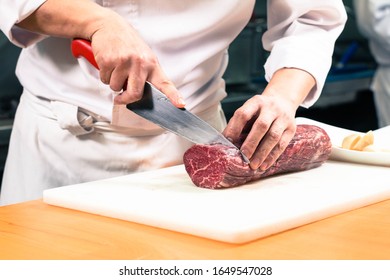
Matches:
[263,0,346,107]
[16,0,122,40]
[262,68,315,110]
[15,0,184,107]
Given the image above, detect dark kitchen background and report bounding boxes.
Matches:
[0,0,378,185]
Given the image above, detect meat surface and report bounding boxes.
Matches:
[183,124,332,189]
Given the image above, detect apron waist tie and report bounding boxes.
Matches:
[51,100,94,136]
[22,90,224,137]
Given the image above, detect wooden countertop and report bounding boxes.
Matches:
[1,199,390,260]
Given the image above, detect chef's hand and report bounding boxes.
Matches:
[223,68,315,170]
[89,11,185,107]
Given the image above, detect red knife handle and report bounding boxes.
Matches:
[71,39,99,69]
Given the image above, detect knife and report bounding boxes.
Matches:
[71,39,249,162]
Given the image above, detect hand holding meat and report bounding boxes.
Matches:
[223,92,297,171]
[223,68,316,170]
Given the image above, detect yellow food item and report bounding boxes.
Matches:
[341,131,374,151]
[353,130,374,151]
[341,130,390,152]
[341,134,361,150]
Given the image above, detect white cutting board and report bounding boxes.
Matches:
[43,119,390,244]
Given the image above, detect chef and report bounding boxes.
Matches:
[0,0,347,206]
[354,0,390,128]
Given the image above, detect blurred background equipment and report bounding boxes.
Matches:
[0,33,22,186]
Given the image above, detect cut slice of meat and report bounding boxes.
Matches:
[183,124,332,189]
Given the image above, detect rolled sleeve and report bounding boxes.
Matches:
[0,0,48,48]
[263,0,347,107]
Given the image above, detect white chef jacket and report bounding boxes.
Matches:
[0,0,347,124]
[354,0,390,127]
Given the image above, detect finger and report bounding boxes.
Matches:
[97,57,128,91]
[114,74,147,104]
[149,68,185,108]
[241,112,275,168]
[249,120,295,170]
[108,64,131,92]
[99,67,114,85]
[258,127,295,170]
[95,49,119,87]
[223,101,260,149]
[99,72,110,85]
[113,55,148,104]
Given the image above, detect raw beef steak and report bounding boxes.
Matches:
[183,124,332,189]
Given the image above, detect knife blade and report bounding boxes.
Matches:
[128,81,240,147]
[71,39,249,162]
